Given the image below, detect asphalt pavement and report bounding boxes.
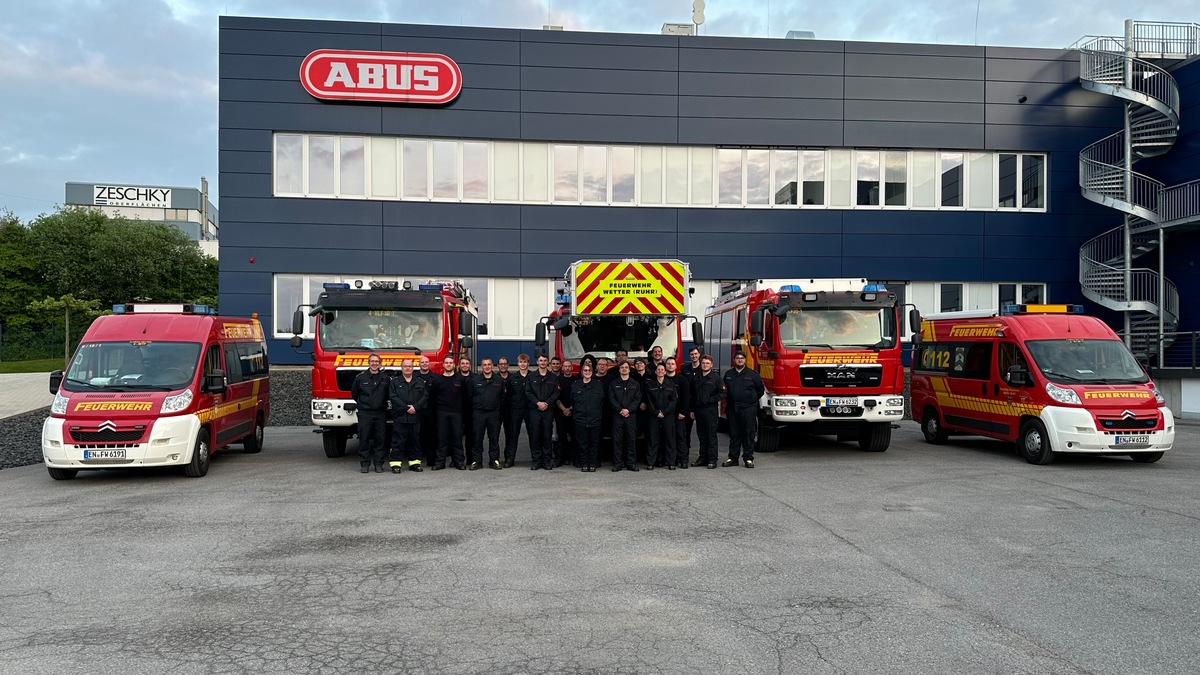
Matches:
[1,422,1197,674]
[0,372,53,419]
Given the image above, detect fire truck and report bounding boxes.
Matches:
[535,259,703,362]
[705,279,904,453]
[289,280,478,457]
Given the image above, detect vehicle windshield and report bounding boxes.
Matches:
[779,308,896,349]
[63,341,202,391]
[317,308,443,351]
[1025,339,1148,385]
[561,315,679,361]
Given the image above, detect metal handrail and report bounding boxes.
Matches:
[1158,178,1200,224]
[1070,21,1200,57]
[1080,49,1180,113]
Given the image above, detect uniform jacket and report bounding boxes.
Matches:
[470,373,505,412]
[695,371,726,408]
[526,370,560,411]
[389,375,428,423]
[645,376,678,416]
[570,378,605,428]
[431,372,466,414]
[681,362,703,412]
[504,371,530,411]
[666,373,690,416]
[556,374,578,413]
[724,366,765,411]
[608,376,642,414]
[351,370,391,414]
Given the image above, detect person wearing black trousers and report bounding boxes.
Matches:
[458,356,476,468]
[469,358,505,470]
[554,359,578,467]
[430,355,467,470]
[644,362,678,470]
[665,357,691,468]
[693,354,725,469]
[571,362,605,472]
[526,354,560,470]
[350,353,390,474]
[680,347,703,466]
[608,361,642,472]
[723,351,766,469]
[502,354,532,468]
[388,358,427,473]
[416,355,438,467]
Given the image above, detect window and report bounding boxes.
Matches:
[308,136,335,195]
[665,147,688,204]
[432,140,458,199]
[718,149,743,205]
[461,278,489,334]
[773,149,798,205]
[237,342,270,380]
[640,146,662,204]
[998,153,1018,208]
[522,143,548,201]
[223,344,244,384]
[1022,283,1045,304]
[371,137,398,198]
[554,145,579,202]
[915,342,993,379]
[999,283,1045,307]
[402,139,428,198]
[1022,155,1045,208]
[968,152,993,209]
[612,147,636,203]
[745,149,770,205]
[581,146,607,203]
[275,134,303,194]
[690,147,713,205]
[274,275,303,335]
[493,142,519,201]
[940,283,963,312]
[463,142,488,200]
[856,150,880,206]
[802,150,825,206]
[884,151,906,206]
[940,152,963,207]
[912,151,936,207]
[340,137,365,196]
[829,149,852,207]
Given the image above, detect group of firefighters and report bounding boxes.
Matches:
[349,346,766,474]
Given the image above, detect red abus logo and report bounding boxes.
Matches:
[300,49,462,104]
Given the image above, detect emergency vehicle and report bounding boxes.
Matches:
[910,304,1173,464]
[535,259,702,362]
[42,303,271,480]
[290,280,478,457]
[705,279,904,453]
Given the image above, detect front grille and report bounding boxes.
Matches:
[71,429,144,443]
[1097,416,1157,430]
[801,365,882,389]
[77,443,137,449]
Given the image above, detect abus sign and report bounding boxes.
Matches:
[300,49,462,104]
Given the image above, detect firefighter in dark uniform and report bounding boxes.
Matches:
[595,358,615,466]
[680,347,703,465]
[470,358,505,470]
[503,354,532,467]
[665,357,691,468]
[417,355,437,466]
[350,353,390,473]
[526,354,560,470]
[694,354,725,469]
[723,351,766,468]
[571,362,605,472]
[459,357,476,468]
[645,362,678,470]
[554,359,578,467]
[632,358,650,464]
[430,355,467,470]
[388,358,427,473]
[608,361,642,472]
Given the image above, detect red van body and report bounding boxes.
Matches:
[42,304,270,479]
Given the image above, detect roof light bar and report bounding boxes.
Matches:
[1001,303,1085,316]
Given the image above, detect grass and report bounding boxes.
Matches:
[0,358,64,374]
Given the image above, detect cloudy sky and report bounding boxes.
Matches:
[0,0,1190,222]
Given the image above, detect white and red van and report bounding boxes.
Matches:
[42,303,271,479]
[910,304,1173,464]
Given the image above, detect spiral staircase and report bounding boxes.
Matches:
[1075,21,1200,364]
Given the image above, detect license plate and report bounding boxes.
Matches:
[1114,436,1149,446]
[824,397,858,407]
[84,449,127,460]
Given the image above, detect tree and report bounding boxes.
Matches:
[0,211,45,322]
[27,295,107,369]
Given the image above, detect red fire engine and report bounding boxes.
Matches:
[290,280,478,457]
[705,279,905,452]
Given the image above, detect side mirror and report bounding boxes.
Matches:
[908,308,922,332]
[291,309,305,335]
[460,336,474,349]
[691,321,704,348]
[750,335,763,347]
[289,335,303,349]
[205,368,227,394]
[749,309,764,335]
[535,322,547,347]
[458,309,475,336]
[49,370,63,394]
[1006,364,1029,387]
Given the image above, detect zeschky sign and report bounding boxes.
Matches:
[300,49,463,104]
[93,185,172,208]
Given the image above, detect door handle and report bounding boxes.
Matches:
[981,382,987,396]
[993,383,1000,396]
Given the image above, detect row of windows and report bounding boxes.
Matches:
[273,134,1048,212]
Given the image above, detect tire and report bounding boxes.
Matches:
[322,428,348,458]
[47,467,78,481]
[241,414,264,454]
[757,424,780,453]
[921,409,949,445]
[185,429,211,477]
[1129,452,1164,464]
[858,423,891,452]
[1018,419,1055,465]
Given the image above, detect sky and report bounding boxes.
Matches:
[0,0,1192,223]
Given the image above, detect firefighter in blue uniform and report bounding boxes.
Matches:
[723,351,765,468]
[571,361,605,472]
[470,358,505,470]
[694,354,725,469]
[644,362,678,470]
[608,361,642,472]
[526,354,560,470]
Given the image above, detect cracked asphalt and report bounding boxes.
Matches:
[2,421,1198,674]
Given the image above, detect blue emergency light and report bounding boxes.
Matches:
[863,283,888,292]
[323,283,351,290]
[779,284,803,293]
[112,304,126,314]
[418,284,443,291]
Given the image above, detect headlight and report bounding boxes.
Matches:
[886,397,904,407]
[51,392,69,415]
[161,389,194,414]
[774,398,797,407]
[1149,383,1166,405]
[313,401,333,411]
[1045,382,1081,405]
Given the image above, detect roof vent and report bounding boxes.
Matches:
[785,30,816,39]
[542,25,563,31]
[662,23,695,36]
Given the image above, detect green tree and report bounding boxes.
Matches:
[27,294,107,369]
[0,210,45,322]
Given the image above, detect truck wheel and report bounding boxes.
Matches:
[858,423,891,452]
[242,414,264,454]
[1129,452,1164,463]
[184,429,211,477]
[1018,419,1054,465]
[322,428,348,458]
[921,409,949,444]
[757,424,780,453]
[47,467,78,481]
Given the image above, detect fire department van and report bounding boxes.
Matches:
[42,303,271,480]
[909,304,1173,464]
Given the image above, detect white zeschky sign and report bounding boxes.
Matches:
[93,185,172,208]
